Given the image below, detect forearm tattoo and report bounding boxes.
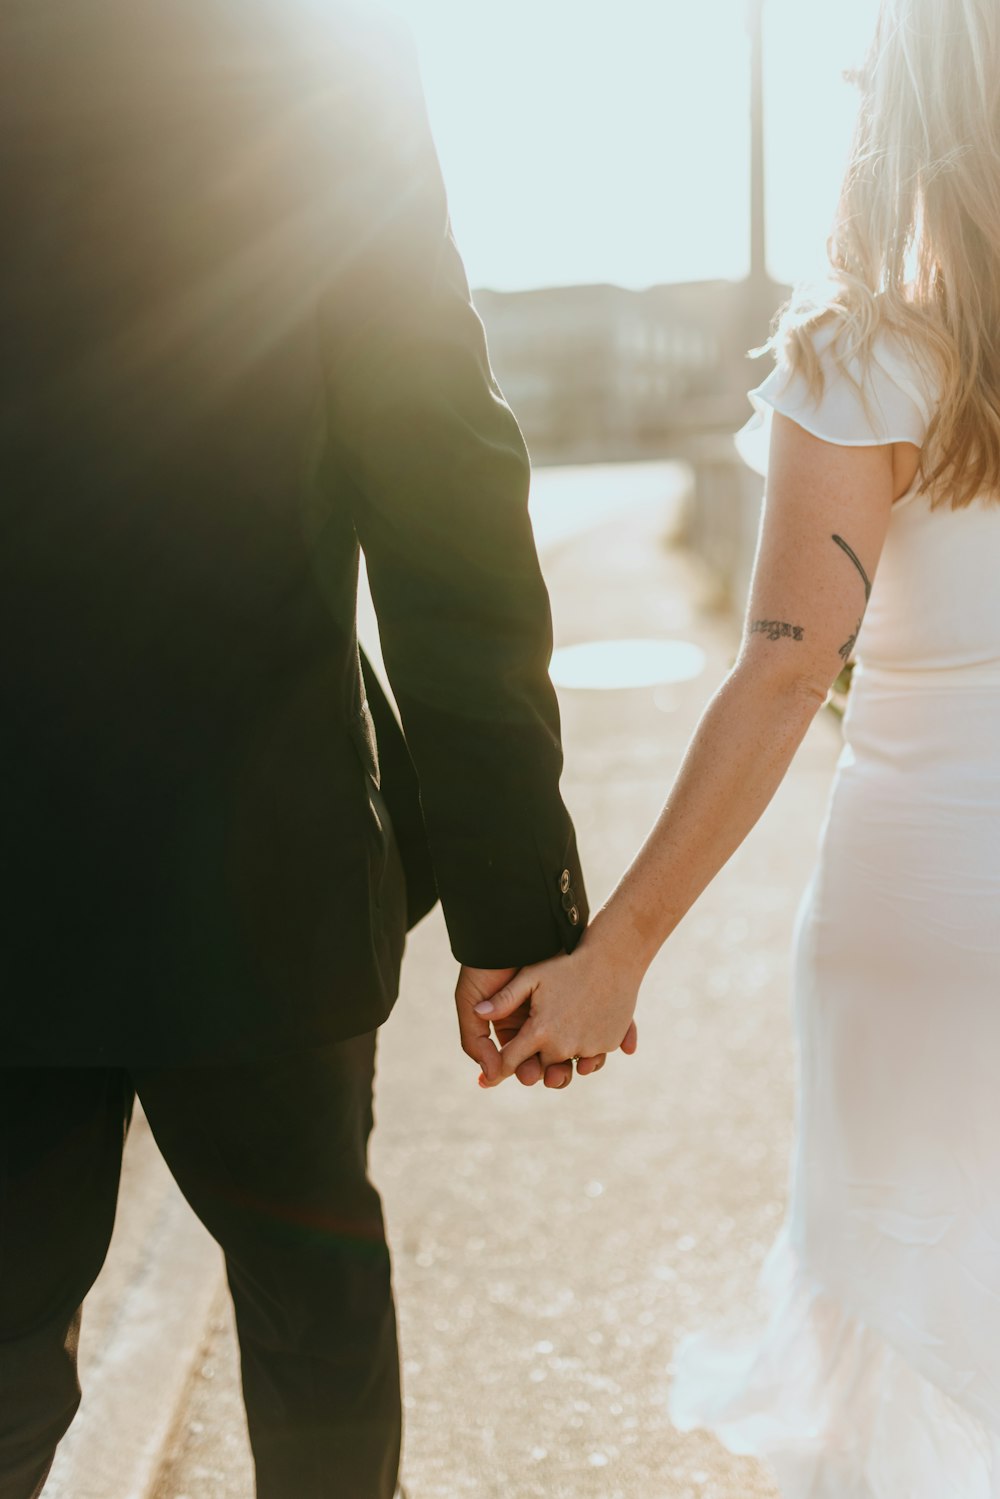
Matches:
[832,533,873,663]
[751,619,804,642]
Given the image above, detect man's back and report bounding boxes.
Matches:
[1,0,406,766]
[2,3,401,1061]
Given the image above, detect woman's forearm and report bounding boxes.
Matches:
[589,665,827,974]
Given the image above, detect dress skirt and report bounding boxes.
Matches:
[670,665,1000,1498]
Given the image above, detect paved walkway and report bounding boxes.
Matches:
[75,465,844,1499]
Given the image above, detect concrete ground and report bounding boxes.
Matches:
[59,464,845,1499]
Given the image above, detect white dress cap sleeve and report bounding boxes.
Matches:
[735,321,933,478]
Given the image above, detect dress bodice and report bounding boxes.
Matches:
[859,486,1000,675]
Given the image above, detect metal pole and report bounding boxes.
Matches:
[748,0,767,290]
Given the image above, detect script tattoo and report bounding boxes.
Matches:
[751,619,805,642]
[832,534,873,663]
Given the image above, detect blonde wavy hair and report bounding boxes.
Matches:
[776,0,1000,508]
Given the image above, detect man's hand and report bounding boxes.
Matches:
[472,937,640,1088]
[456,966,602,1089]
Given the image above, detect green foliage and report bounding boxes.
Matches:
[826,661,854,719]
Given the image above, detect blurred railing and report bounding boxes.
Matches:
[679,432,763,621]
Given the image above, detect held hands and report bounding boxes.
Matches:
[455,933,640,1092]
[456,966,581,1090]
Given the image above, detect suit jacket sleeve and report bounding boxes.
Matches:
[316,7,587,967]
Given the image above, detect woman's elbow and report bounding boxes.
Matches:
[732,650,836,717]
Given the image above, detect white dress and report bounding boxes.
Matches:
[669,326,1000,1498]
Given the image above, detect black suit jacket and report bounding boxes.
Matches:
[0,0,587,1065]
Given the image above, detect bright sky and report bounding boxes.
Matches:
[389,0,880,290]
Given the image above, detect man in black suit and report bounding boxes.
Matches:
[0,3,613,1496]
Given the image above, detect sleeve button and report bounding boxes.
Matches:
[559,869,572,894]
[568,905,581,926]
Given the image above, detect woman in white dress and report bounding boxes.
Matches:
[471,0,1000,1490]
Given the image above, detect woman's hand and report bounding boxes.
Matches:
[472,932,641,1086]
[456,964,584,1090]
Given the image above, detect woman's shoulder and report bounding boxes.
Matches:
[736,315,936,477]
[818,316,935,414]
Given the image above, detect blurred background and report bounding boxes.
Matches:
[395,0,877,462]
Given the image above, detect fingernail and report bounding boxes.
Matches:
[474,1000,495,1016]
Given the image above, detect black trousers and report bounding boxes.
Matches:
[0,1036,400,1499]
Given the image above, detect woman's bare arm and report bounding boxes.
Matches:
[479,415,913,1078]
